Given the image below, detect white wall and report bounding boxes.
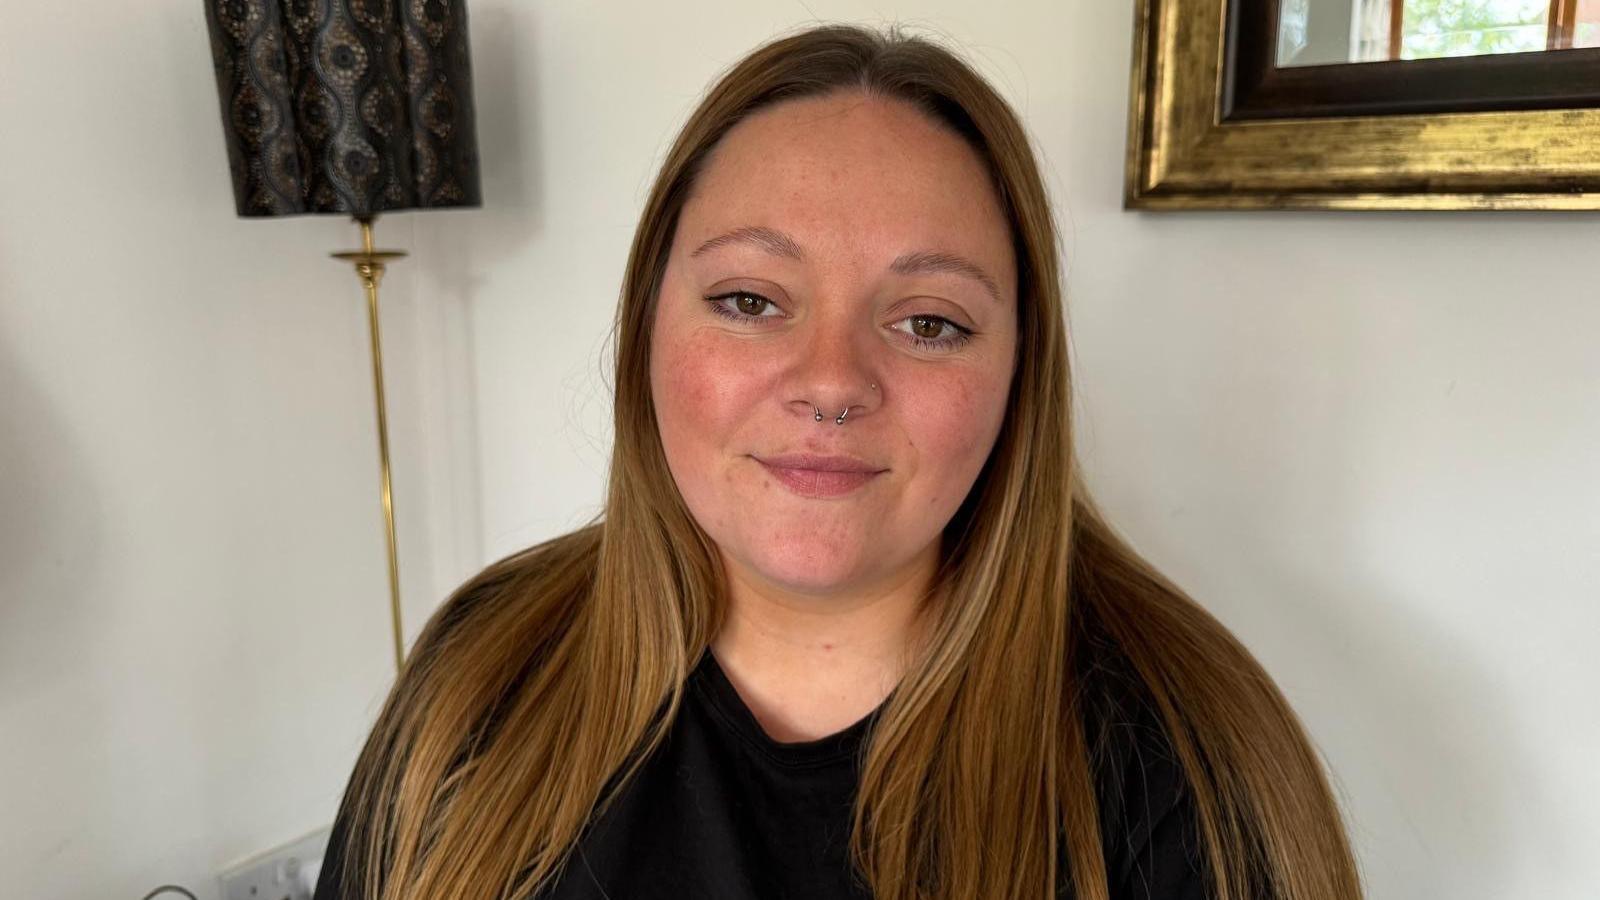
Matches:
[1,2,1595,899]
[0,2,474,897]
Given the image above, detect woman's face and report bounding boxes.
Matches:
[649,91,1018,599]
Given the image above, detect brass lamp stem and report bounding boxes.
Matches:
[333,216,409,674]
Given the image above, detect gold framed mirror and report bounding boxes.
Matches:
[1125,0,1600,209]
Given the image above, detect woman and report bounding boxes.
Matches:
[314,23,1361,900]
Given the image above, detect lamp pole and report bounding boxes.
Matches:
[333,216,408,674]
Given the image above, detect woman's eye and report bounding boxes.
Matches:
[891,314,972,351]
[705,291,781,321]
[704,295,970,351]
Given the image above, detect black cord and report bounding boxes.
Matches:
[139,886,199,900]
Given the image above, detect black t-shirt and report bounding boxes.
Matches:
[315,648,1210,899]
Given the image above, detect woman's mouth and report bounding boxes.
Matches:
[752,453,887,498]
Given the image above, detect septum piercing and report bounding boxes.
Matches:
[810,383,876,426]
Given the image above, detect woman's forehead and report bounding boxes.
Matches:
[677,93,1015,288]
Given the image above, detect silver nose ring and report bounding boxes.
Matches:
[810,384,873,425]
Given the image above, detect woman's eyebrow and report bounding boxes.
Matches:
[888,250,1001,305]
[690,225,1002,304]
[690,225,804,261]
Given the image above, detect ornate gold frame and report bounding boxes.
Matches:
[1124,0,1600,210]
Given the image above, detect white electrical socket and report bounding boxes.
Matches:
[219,826,331,900]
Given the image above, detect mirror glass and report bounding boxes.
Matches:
[1276,0,1600,66]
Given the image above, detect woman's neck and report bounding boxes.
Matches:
[709,546,936,743]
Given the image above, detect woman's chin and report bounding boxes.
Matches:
[739,552,871,598]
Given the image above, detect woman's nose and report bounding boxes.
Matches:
[782,320,882,424]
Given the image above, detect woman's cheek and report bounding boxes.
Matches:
[899,364,982,444]
[654,323,774,496]
[896,362,1008,502]
[662,328,765,433]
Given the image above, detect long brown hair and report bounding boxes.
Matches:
[332,23,1362,900]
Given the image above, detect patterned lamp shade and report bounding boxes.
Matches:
[202,0,482,218]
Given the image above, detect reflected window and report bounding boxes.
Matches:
[1279,0,1600,66]
[1403,0,1547,58]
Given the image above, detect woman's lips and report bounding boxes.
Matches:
[753,454,887,498]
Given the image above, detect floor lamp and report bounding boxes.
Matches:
[202,0,482,674]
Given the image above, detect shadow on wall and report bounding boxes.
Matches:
[0,341,107,702]
[422,2,545,290]
[1263,565,1535,898]
[407,2,554,564]
[0,318,119,876]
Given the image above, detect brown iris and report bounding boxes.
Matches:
[909,315,945,338]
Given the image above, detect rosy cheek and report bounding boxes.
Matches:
[653,322,774,494]
[660,331,744,433]
[899,365,1006,505]
[660,352,711,424]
